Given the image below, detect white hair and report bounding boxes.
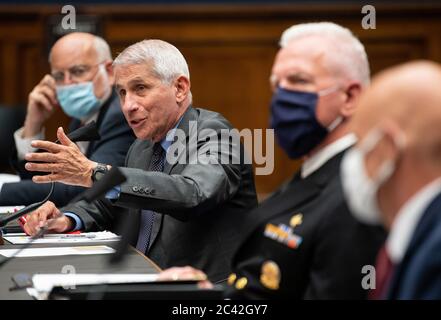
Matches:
[113,39,190,84]
[280,22,370,86]
[48,34,112,63]
[94,35,112,62]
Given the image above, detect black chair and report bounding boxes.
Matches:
[0,106,26,172]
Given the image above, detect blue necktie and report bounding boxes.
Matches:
[136,143,165,254]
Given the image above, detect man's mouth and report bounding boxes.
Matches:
[130,118,147,128]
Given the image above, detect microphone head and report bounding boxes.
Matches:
[67,121,101,142]
[77,167,127,203]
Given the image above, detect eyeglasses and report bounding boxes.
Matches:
[51,62,104,85]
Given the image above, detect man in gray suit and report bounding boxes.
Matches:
[22,39,258,282]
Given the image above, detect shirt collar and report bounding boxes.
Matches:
[159,116,183,152]
[386,177,441,264]
[301,133,357,178]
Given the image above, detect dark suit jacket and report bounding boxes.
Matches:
[386,191,441,299]
[0,91,135,207]
[63,107,258,282]
[225,150,386,299]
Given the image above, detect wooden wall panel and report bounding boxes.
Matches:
[0,4,440,197]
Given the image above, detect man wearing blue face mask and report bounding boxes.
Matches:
[0,32,135,207]
[157,22,385,299]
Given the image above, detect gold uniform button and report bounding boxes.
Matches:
[227,273,237,286]
[260,260,281,290]
[235,277,248,290]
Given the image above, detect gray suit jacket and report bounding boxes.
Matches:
[63,107,258,281]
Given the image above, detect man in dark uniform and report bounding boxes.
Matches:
[159,22,385,299]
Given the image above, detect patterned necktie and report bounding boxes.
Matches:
[135,143,165,254]
[369,245,395,300]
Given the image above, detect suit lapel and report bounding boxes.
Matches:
[386,192,441,298]
[240,150,346,241]
[148,107,197,252]
[163,107,197,174]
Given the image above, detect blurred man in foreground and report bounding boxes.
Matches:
[341,60,441,299]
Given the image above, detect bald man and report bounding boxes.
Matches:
[341,60,441,299]
[0,32,135,207]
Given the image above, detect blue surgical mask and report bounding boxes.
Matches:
[56,82,105,120]
[270,86,341,159]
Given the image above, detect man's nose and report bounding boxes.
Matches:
[123,94,139,112]
[61,72,76,85]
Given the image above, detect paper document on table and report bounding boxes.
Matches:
[27,273,159,300]
[0,205,25,214]
[3,231,120,244]
[0,245,115,258]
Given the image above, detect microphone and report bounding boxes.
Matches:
[0,121,101,229]
[66,121,101,143]
[0,167,127,268]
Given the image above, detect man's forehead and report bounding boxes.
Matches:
[273,39,327,76]
[51,40,97,70]
[114,64,156,85]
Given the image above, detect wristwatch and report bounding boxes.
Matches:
[91,163,109,182]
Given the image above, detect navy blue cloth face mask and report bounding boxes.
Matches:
[270,86,329,159]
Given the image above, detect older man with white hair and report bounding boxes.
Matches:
[22,39,258,282]
[158,22,385,299]
[0,32,135,207]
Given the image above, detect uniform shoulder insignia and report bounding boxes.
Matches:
[260,260,281,290]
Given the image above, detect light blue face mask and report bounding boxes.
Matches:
[56,82,105,120]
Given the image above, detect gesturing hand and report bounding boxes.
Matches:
[24,127,97,188]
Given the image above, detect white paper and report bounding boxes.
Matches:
[0,245,115,258]
[28,273,159,300]
[4,231,120,244]
[0,205,25,214]
[0,174,21,193]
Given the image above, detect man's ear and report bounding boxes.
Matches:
[104,60,115,85]
[174,75,190,104]
[340,82,362,117]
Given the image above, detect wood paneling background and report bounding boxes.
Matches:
[0,4,440,198]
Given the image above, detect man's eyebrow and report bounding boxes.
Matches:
[127,77,146,85]
[115,77,147,90]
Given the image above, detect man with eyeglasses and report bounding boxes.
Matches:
[0,32,135,207]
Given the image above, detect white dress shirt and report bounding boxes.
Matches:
[13,113,99,160]
[301,133,357,179]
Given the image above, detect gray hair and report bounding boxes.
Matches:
[94,35,112,62]
[48,34,112,63]
[280,22,370,86]
[113,39,190,84]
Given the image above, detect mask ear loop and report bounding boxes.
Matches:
[318,85,343,132]
[359,127,407,186]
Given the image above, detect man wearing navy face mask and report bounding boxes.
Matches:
[0,32,135,207]
[158,22,385,299]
